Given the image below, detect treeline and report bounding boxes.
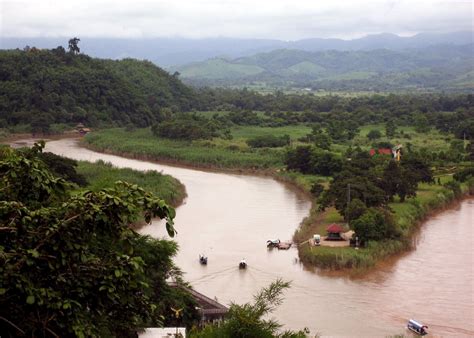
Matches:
[0,47,195,131]
[192,88,474,139]
[1,47,473,140]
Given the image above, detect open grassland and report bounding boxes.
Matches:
[355,124,452,151]
[76,160,186,207]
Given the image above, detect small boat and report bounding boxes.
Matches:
[267,239,281,248]
[407,319,428,336]
[239,259,247,269]
[277,242,292,250]
[199,254,208,265]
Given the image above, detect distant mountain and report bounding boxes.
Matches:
[1,31,471,67]
[174,44,474,92]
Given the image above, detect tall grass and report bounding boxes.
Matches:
[84,128,284,169]
[76,160,186,207]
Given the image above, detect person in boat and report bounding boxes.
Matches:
[239,258,247,269]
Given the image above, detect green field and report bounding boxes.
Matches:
[84,128,285,169]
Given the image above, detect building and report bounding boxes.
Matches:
[326,223,344,240]
[168,282,228,324]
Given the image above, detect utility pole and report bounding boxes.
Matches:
[346,183,351,224]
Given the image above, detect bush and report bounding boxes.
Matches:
[367,129,382,140]
[352,208,399,243]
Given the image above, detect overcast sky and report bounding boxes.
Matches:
[1,0,472,40]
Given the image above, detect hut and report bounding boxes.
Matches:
[326,223,344,241]
[168,282,228,324]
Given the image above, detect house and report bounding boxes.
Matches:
[168,282,228,324]
[326,223,345,241]
[369,148,392,156]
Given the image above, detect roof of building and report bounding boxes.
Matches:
[168,282,228,315]
[369,148,392,156]
[326,223,344,233]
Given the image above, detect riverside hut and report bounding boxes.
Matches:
[168,282,228,324]
[326,223,344,240]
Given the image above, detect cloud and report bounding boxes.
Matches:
[1,0,471,39]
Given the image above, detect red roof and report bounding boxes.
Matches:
[378,148,392,155]
[369,148,392,156]
[326,223,344,233]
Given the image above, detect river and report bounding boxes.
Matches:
[19,138,474,337]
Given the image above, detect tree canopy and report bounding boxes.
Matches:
[0,143,202,337]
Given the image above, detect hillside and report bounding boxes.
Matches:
[175,44,474,92]
[0,48,195,131]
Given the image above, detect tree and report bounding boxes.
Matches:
[313,132,332,150]
[310,183,324,198]
[385,120,396,138]
[367,129,382,140]
[68,37,80,54]
[190,279,308,338]
[352,208,399,243]
[0,144,183,336]
[285,146,313,174]
[413,113,430,133]
[345,198,367,224]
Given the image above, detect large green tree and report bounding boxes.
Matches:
[0,144,191,337]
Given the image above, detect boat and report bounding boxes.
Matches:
[407,319,428,335]
[267,239,281,248]
[199,254,208,265]
[239,259,247,269]
[277,242,292,250]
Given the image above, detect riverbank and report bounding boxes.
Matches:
[76,161,186,208]
[294,178,474,271]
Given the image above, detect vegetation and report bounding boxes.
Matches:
[76,160,186,207]
[0,143,201,336]
[0,46,194,132]
[190,280,309,338]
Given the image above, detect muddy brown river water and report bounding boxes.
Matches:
[18,138,473,337]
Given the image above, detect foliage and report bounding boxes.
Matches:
[285,146,342,176]
[310,183,325,198]
[151,114,229,141]
[351,208,400,243]
[367,129,382,140]
[0,47,195,129]
[190,279,308,338]
[345,198,367,224]
[76,160,186,207]
[453,166,474,182]
[0,143,189,337]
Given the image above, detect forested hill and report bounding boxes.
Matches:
[175,44,474,92]
[0,47,196,130]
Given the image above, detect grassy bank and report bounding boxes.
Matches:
[84,128,285,169]
[294,175,474,270]
[76,160,186,207]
